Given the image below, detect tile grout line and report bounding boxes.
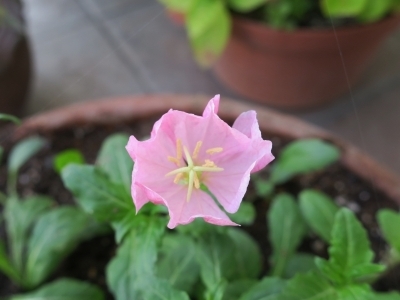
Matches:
[74,0,160,92]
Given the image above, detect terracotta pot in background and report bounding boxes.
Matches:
[166,10,185,26]
[213,16,400,110]
[12,94,400,203]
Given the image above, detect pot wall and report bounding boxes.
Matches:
[213,16,400,110]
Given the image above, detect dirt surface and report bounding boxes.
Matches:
[0,119,399,298]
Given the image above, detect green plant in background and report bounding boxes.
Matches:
[0,137,105,299]
[158,0,400,66]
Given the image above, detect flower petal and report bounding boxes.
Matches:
[233,111,274,172]
[202,94,220,117]
[165,188,238,229]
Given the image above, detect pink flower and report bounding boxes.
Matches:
[126,95,274,229]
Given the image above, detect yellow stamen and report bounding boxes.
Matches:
[206,147,223,154]
[202,159,216,168]
[168,156,179,164]
[192,141,203,160]
[193,172,200,189]
[176,139,182,160]
[173,173,184,184]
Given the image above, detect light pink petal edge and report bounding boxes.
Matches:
[202,95,220,117]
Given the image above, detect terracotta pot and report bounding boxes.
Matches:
[213,16,400,110]
[10,94,400,203]
[0,0,31,116]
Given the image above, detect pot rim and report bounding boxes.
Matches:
[11,94,400,204]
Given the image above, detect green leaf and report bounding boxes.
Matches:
[196,231,233,291]
[374,292,400,300]
[4,196,53,273]
[377,209,400,253]
[10,278,105,300]
[270,139,340,184]
[239,277,286,300]
[143,280,190,300]
[158,0,195,13]
[228,202,256,225]
[62,165,133,222]
[252,176,274,198]
[157,234,200,294]
[316,208,385,285]
[227,228,262,279]
[357,0,393,22]
[24,207,89,288]
[228,0,266,12]
[0,241,21,285]
[187,0,231,67]
[283,253,317,279]
[299,189,339,242]
[321,0,368,17]
[97,133,133,194]
[0,113,21,124]
[223,279,256,300]
[7,136,46,195]
[54,149,85,174]
[205,279,228,300]
[280,272,338,300]
[337,284,373,300]
[268,193,307,277]
[106,216,165,300]
[111,210,138,244]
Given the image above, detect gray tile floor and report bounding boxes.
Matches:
[23,0,400,175]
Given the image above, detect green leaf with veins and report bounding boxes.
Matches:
[62,165,133,222]
[54,148,85,174]
[157,234,199,294]
[227,228,262,279]
[24,207,89,288]
[315,208,385,285]
[268,193,307,277]
[0,241,21,285]
[7,136,46,195]
[10,278,105,300]
[187,0,231,67]
[228,0,266,12]
[279,272,338,300]
[195,231,235,292]
[299,189,339,243]
[337,284,373,300]
[270,139,340,184]
[239,277,286,300]
[4,196,53,273]
[377,209,400,254]
[97,133,133,194]
[107,216,183,300]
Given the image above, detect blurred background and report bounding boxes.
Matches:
[2,0,400,174]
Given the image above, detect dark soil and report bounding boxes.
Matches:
[0,117,399,298]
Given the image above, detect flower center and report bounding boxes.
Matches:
[166,139,224,202]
